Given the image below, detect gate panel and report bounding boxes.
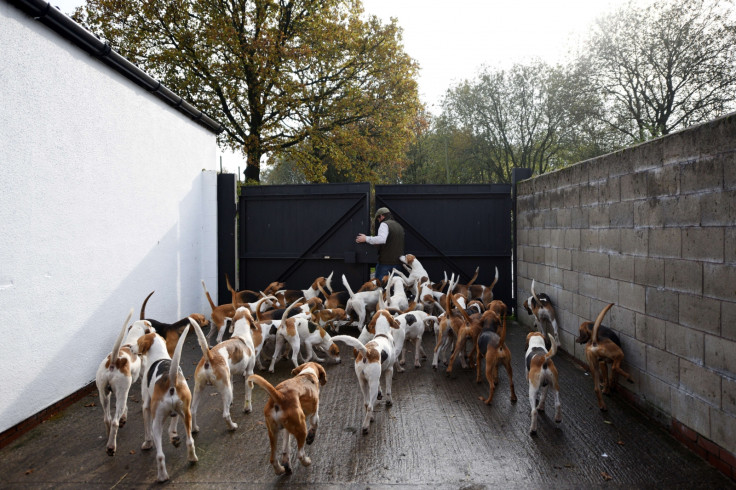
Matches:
[375,184,513,308]
[239,183,373,292]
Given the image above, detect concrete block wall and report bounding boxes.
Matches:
[516,113,736,478]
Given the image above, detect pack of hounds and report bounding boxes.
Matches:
[96,254,632,482]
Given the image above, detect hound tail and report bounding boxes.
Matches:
[543,335,557,368]
[201,280,216,311]
[139,291,154,320]
[110,309,134,368]
[498,312,508,350]
[466,266,479,286]
[282,296,304,320]
[489,266,499,290]
[254,295,278,322]
[247,374,285,404]
[331,335,367,356]
[169,325,190,389]
[325,271,334,294]
[317,282,331,301]
[591,303,614,346]
[445,276,458,316]
[189,317,211,364]
[342,274,356,299]
[530,279,542,307]
[225,273,238,307]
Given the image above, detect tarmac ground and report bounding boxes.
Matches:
[1,321,734,489]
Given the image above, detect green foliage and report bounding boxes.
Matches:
[74,0,735,184]
[75,0,420,183]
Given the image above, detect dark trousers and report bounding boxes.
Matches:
[375,263,401,283]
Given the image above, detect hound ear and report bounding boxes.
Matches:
[291,363,305,376]
[367,312,378,334]
[317,364,327,385]
[525,332,534,350]
[576,323,591,343]
[389,314,400,330]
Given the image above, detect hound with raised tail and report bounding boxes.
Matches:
[95,309,152,456]
[189,308,258,432]
[524,280,560,346]
[134,322,197,482]
[432,277,468,369]
[394,253,430,287]
[202,279,275,343]
[332,310,400,434]
[394,310,438,368]
[525,332,561,435]
[576,303,632,411]
[248,362,327,475]
[342,274,383,330]
[271,272,333,306]
[476,308,516,405]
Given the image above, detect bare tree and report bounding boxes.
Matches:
[583,0,736,141]
[441,62,590,181]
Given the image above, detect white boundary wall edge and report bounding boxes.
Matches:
[0,3,219,432]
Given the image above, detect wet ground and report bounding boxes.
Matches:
[1,321,734,489]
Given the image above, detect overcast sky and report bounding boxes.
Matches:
[361,0,649,109]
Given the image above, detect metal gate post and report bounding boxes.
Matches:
[512,168,533,315]
[217,173,237,305]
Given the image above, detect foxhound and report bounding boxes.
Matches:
[525,332,562,435]
[248,362,327,475]
[332,310,400,434]
[190,308,258,432]
[95,309,152,456]
[576,303,633,411]
[134,322,197,482]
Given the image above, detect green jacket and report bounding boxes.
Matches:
[378,219,405,264]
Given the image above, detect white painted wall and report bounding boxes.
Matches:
[0,3,219,433]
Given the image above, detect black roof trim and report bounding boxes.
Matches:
[7,0,225,134]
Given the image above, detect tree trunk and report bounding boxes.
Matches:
[244,149,261,182]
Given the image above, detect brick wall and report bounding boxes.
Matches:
[516,112,736,479]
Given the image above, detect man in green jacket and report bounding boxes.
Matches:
[356,207,405,284]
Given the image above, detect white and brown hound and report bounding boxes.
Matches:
[523,279,560,345]
[248,362,327,475]
[525,332,562,435]
[190,308,259,432]
[332,310,400,434]
[134,322,198,482]
[342,274,383,330]
[95,310,152,456]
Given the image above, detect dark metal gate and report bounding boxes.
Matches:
[238,183,374,292]
[238,183,512,307]
[375,184,513,308]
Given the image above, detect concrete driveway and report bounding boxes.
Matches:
[1,321,733,488]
